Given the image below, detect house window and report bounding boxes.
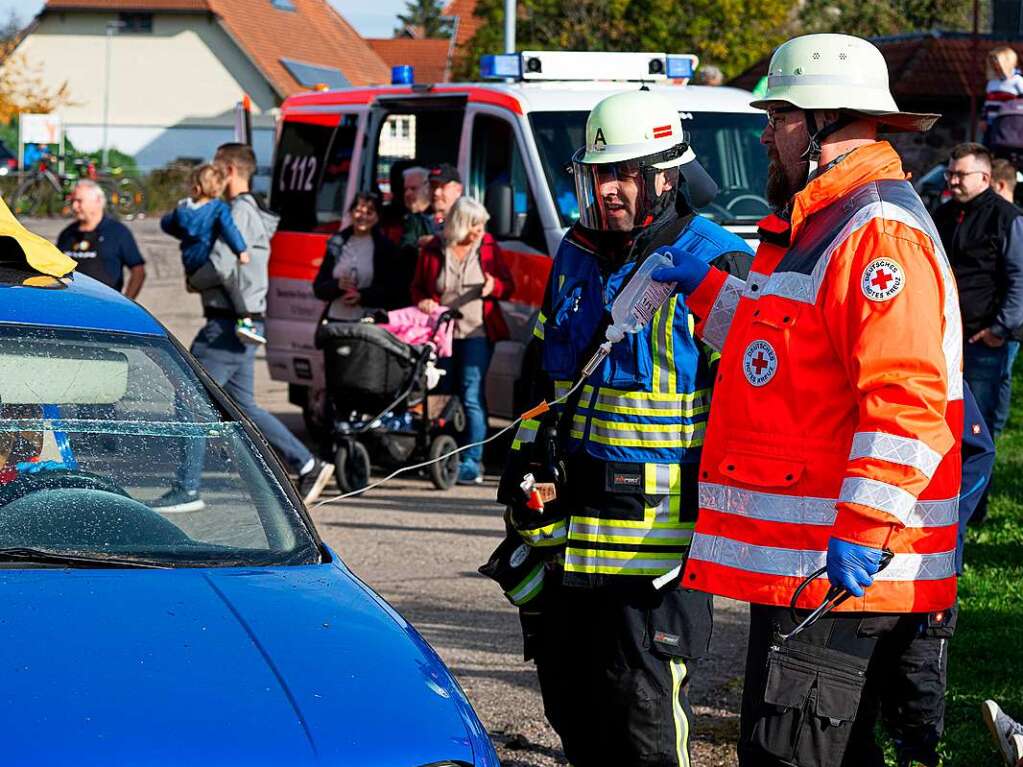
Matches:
[118,13,153,33]
[271,0,296,10]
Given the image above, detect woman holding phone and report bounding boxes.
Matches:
[412,196,514,484]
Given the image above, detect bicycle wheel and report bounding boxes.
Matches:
[109,177,145,219]
[10,175,61,217]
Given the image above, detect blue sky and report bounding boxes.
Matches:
[0,1,408,38]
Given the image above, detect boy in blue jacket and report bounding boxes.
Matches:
[161,164,263,344]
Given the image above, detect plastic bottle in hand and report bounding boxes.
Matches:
[606,252,677,342]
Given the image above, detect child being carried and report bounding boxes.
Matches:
[160,164,264,344]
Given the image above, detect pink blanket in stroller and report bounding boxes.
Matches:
[380,306,454,358]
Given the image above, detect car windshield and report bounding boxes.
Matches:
[529,109,771,227]
[0,325,320,567]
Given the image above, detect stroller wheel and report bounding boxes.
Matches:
[334,441,371,494]
[428,435,460,490]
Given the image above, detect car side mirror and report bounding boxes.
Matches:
[484,182,514,239]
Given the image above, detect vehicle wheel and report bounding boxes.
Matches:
[334,441,371,494]
[11,176,59,217]
[428,434,460,490]
[111,177,145,219]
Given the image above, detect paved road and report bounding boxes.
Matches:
[29,217,749,765]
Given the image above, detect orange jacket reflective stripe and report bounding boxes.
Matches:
[683,142,962,614]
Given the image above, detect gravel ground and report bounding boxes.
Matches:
[27,217,749,765]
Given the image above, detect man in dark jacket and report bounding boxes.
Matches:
[935,143,1023,431]
[934,142,1023,522]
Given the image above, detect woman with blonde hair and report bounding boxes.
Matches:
[984,46,1023,128]
[412,196,514,484]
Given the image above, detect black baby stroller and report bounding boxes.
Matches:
[316,310,465,493]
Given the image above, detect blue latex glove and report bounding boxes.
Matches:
[651,247,710,295]
[826,538,883,597]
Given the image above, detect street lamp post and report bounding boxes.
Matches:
[102,20,126,169]
[504,0,515,54]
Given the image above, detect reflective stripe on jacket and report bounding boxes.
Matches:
[683,142,963,614]
[520,219,752,581]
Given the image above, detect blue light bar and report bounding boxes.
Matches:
[666,55,695,80]
[480,54,521,80]
[392,65,414,85]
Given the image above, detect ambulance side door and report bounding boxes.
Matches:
[266,107,367,392]
[465,105,551,418]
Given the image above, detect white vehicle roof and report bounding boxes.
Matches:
[474,81,760,115]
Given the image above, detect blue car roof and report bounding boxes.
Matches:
[0,269,165,336]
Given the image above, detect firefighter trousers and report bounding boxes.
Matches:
[530,578,712,767]
[738,603,957,767]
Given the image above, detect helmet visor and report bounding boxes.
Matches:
[571,149,656,232]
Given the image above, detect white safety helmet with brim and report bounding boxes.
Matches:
[751,34,939,173]
[571,90,710,232]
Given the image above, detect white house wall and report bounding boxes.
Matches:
[14,10,280,169]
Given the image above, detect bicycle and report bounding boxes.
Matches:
[8,153,146,219]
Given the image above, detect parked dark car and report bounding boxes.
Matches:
[914,163,950,213]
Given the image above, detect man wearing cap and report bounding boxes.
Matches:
[653,33,962,766]
[494,89,752,766]
[428,163,463,237]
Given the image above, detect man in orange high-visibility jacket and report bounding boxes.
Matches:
[653,34,963,767]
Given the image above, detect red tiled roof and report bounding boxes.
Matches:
[43,0,391,95]
[730,34,1009,104]
[444,0,480,54]
[46,0,208,8]
[368,38,452,83]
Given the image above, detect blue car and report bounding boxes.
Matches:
[0,265,497,766]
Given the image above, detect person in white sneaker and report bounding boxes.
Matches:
[985,700,1023,766]
[152,143,333,512]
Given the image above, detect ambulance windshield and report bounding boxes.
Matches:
[530,110,771,228]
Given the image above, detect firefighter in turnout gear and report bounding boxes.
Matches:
[652,34,962,766]
[487,90,752,767]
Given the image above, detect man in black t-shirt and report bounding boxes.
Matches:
[56,180,146,298]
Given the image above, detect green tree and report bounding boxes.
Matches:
[798,0,973,37]
[456,0,793,80]
[395,0,453,38]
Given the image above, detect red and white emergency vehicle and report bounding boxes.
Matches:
[266,51,769,425]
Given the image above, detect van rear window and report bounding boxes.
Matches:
[270,115,359,232]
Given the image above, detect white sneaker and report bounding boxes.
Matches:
[984,700,1023,766]
[298,459,334,505]
[235,318,267,345]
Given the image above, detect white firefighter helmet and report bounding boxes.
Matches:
[750,33,938,133]
[572,90,702,232]
[577,90,694,167]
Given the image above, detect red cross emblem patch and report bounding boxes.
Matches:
[743,340,778,387]
[861,258,905,302]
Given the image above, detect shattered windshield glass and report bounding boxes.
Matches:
[0,326,320,567]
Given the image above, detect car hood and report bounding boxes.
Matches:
[0,559,489,766]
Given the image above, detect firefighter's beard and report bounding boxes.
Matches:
[766,149,809,210]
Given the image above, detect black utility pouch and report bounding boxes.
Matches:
[751,640,869,763]
[647,587,713,660]
[478,532,549,608]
